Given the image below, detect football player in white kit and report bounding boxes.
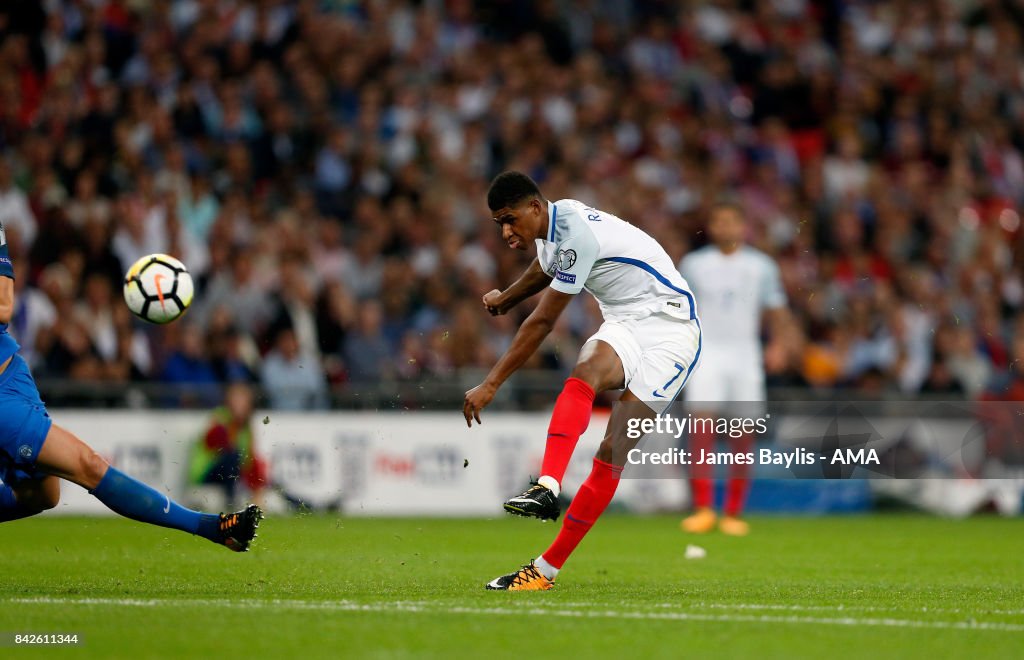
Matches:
[463,172,702,590]
[678,202,788,536]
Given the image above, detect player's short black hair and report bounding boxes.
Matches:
[487,171,543,211]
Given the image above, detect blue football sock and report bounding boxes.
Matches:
[0,483,37,523]
[89,467,221,542]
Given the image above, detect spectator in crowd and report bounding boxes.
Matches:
[160,323,219,407]
[261,327,328,410]
[343,300,394,383]
[0,159,36,253]
[9,259,56,370]
[0,0,1022,408]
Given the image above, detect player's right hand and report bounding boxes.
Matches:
[463,381,497,427]
[482,289,505,316]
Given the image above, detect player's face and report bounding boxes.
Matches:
[492,198,544,250]
[709,206,745,251]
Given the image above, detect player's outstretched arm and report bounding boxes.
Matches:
[464,287,572,426]
[0,275,12,325]
[482,258,551,316]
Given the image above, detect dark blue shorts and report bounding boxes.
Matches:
[0,354,52,485]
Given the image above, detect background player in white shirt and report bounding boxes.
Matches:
[463,172,701,590]
[678,201,788,536]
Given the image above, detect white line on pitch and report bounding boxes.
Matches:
[553,601,1024,617]
[7,597,1024,632]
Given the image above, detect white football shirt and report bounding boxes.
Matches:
[535,199,696,322]
[678,245,785,352]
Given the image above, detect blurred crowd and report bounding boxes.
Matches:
[2,0,1024,408]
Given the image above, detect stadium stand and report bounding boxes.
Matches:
[0,0,1022,408]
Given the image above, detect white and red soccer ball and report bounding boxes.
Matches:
[122,253,194,324]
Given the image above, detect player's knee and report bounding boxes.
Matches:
[14,482,60,512]
[569,361,595,387]
[570,360,609,392]
[79,449,110,490]
[39,488,60,511]
[595,437,616,464]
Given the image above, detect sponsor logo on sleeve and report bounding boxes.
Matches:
[555,270,576,284]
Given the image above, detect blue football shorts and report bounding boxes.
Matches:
[0,354,53,485]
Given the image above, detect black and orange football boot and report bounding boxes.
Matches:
[217,504,263,552]
[485,562,555,591]
[503,481,560,521]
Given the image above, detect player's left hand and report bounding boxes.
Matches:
[482,289,506,316]
[463,382,497,427]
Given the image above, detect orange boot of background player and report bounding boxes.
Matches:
[680,507,716,533]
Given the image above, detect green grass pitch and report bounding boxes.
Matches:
[2,513,1022,658]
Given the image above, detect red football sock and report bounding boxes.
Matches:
[540,377,596,485]
[542,458,622,569]
[724,433,754,517]
[689,426,716,509]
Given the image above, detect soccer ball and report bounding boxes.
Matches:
[122,253,194,324]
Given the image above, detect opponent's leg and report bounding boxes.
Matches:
[0,483,33,522]
[0,475,59,522]
[36,423,262,551]
[503,340,623,520]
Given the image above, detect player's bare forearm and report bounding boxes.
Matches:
[485,314,554,388]
[0,277,13,325]
[485,288,573,387]
[464,288,573,426]
[505,259,552,304]
[463,315,554,427]
[483,259,551,315]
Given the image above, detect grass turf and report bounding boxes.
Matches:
[1,513,1022,659]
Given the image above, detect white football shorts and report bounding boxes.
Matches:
[587,308,702,413]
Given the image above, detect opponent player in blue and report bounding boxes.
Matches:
[0,221,262,550]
